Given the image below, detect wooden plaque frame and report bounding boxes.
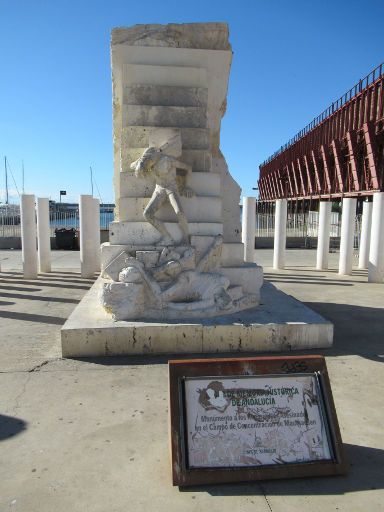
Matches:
[169,355,347,486]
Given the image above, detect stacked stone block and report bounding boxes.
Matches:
[102,23,263,309]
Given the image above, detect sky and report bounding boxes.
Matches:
[1,0,383,204]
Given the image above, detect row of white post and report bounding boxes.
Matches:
[242,193,384,283]
[19,194,100,279]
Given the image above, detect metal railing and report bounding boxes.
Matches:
[1,204,362,250]
[255,211,341,238]
[0,207,114,238]
[0,205,21,237]
[260,61,384,168]
[254,210,362,249]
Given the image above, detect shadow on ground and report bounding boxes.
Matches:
[0,271,95,289]
[179,444,383,495]
[0,271,95,326]
[0,414,28,441]
[0,310,67,325]
[0,278,92,290]
[303,302,384,362]
[263,271,365,286]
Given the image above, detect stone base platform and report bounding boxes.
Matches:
[61,279,333,357]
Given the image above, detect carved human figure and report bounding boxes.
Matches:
[117,236,231,311]
[130,147,194,245]
[118,258,231,312]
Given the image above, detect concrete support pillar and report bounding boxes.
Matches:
[358,200,373,269]
[339,197,357,275]
[20,194,38,279]
[93,197,101,272]
[79,195,96,278]
[368,192,384,283]
[273,199,287,270]
[37,197,51,273]
[316,201,332,270]
[242,196,256,262]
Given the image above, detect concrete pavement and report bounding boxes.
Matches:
[0,248,383,511]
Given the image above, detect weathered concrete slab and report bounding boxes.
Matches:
[112,22,231,50]
[123,84,208,107]
[123,105,207,128]
[219,263,263,294]
[123,63,207,88]
[61,280,333,357]
[121,126,210,150]
[109,220,223,244]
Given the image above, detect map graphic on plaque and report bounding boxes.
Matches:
[184,375,332,468]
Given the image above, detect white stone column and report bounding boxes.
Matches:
[273,199,287,270]
[358,200,373,269]
[339,197,357,275]
[316,201,332,270]
[93,197,101,272]
[20,194,38,279]
[368,192,384,283]
[79,195,96,278]
[37,197,51,273]
[242,196,256,262]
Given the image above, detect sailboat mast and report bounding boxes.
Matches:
[90,166,94,196]
[4,156,9,204]
[22,160,25,193]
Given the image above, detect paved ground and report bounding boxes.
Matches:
[0,248,383,512]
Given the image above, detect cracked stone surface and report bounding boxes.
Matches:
[0,249,384,512]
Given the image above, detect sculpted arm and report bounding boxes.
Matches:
[130,147,158,178]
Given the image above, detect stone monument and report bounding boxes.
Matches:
[99,22,263,321]
[61,22,333,357]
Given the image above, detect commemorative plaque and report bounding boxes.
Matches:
[169,356,347,486]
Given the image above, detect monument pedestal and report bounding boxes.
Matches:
[60,23,334,358]
[61,280,333,357]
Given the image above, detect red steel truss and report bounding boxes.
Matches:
[258,63,384,201]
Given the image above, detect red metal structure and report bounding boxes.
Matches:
[258,63,384,201]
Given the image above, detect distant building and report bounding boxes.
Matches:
[49,201,115,213]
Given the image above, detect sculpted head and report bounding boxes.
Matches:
[130,146,161,175]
